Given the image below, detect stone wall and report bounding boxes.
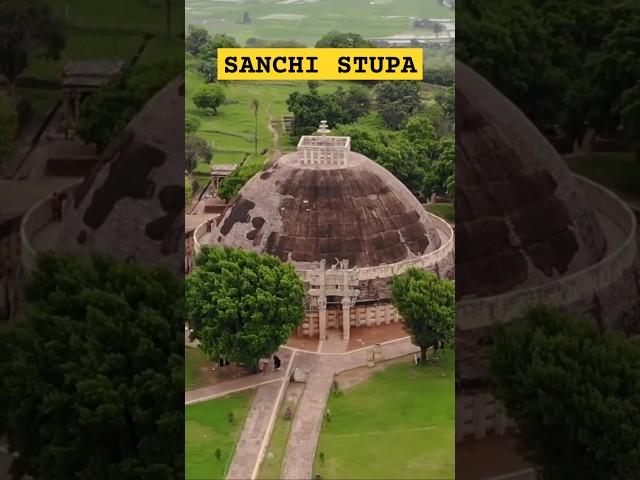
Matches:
[298,301,402,337]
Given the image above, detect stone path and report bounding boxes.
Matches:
[185,347,293,405]
[226,380,283,480]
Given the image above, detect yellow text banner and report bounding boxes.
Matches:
[217,48,424,81]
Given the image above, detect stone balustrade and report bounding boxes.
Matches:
[457,175,637,330]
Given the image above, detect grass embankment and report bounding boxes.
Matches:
[313,350,455,479]
[186,391,254,480]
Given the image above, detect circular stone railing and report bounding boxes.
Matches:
[193,211,455,282]
[457,175,637,330]
[20,180,82,272]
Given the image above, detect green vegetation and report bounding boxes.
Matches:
[391,269,455,365]
[314,352,455,479]
[0,253,184,479]
[186,247,305,372]
[425,202,454,222]
[186,392,254,480]
[258,400,299,479]
[185,0,453,46]
[491,305,640,480]
[185,346,212,391]
[565,152,640,197]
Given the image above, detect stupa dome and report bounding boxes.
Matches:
[211,131,442,269]
[455,61,607,299]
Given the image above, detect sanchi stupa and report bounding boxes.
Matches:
[455,60,639,441]
[195,121,455,340]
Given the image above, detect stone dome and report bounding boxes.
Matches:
[210,145,442,269]
[56,77,185,273]
[456,61,607,299]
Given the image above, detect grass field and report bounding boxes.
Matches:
[426,202,454,222]
[185,0,453,46]
[565,153,640,198]
[313,351,455,479]
[186,65,352,166]
[186,391,254,480]
[186,346,213,391]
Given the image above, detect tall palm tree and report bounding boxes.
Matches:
[251,99,259,156]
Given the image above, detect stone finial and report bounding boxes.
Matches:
[317,120,331,135]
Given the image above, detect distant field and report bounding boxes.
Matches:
[314,351,455,479]
[186,65,352,167]
[426,202,454,222]
[185,0,453,46]
[186,392,254,480]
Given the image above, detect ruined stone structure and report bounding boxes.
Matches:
[22,79,185,275]
[456,61,639,440]
[200,123,455,339]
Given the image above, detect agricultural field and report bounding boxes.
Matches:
[186,392,254,480]
[185,0,453,46]
[313,351,455,479]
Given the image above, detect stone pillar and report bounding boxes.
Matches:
[318,299,327,341]
[342,297,351,340]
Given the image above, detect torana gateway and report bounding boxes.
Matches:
[197,122,455,340]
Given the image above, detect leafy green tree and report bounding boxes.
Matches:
[186,25,210,56]
[185,134,213,174]
[199,34,240,59]
[0,96,17,167]
[374,81,423,129]
[315,31,373,48]
[286,89,344,137]
[77,62,181,150]
[216,162,262,201]
[391,269,455,365]
[334,85,371,124]
[490,305,640,480]
[193,84,226,115]
[185,114,201,134]
[0,0,66,96]
[0,253,184,479]
[421,138,455,197]
[186,247,305,371]
[196,58,218,83]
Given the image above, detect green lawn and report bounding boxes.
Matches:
[565,152,640,198]
[186,346,214,391]
[313,351,455,479]
[186,65,352,167]
[138,36,185,65]
[258,399,299,480]
[186,391,254,480]
[185,0,453,46]
[425,202,454,222]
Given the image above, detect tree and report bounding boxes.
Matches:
[216,162,262,201]
[286,89,344,138]
[374,81,423,129]
[242,11,251,24]
[193,84,226,115]
[185,114,201,134]
[334,85,371,124]
[77,62,181,150]
[433,22,444,38]
[0,253,184,479]
[315,31,373,48]
[199,34,240,59]
[251,99,259,156]
[490,305,640,480]
[196,58,218,83]
[185,134,214,174]
[186,247,305,372]
[391,269,454,365]
[0,96,17,167]
[186,25,210,56]
[0,0,66,96]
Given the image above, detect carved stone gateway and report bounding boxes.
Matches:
[305,259,360,340]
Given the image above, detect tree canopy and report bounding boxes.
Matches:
[391,269,455,365]
[0,0,66,95]
[0,253,184,480]
[216,162,262,201]
[315,31,373,48]
[185,25,209,56]
[374,81,424,130]
[186,247,305,371]
[490,305,640,480]
[77,62,181,150]
[193,84,226,114]
[185,134,213,174]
